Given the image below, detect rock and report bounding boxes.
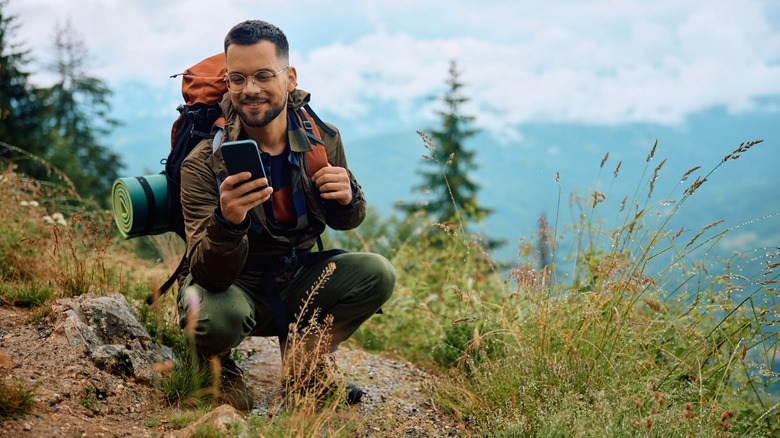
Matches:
[168,405,247,437]
[52,294,175,384]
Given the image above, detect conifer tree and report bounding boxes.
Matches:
[0,0,46,157]
[39,20,122,206]
[399,59,491,225]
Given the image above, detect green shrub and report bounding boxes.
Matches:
[0,379,36,418]
[0,282,53,308]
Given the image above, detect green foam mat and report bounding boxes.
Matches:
[111,174,170,239]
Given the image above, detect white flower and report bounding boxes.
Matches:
[20,200,29,206]
[29,200,39,207]
[42,215,54,224]
[51,213,64,221]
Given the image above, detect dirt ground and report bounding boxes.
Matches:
[0,305,464,437]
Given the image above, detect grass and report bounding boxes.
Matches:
[345,137,778,436]
[1,136,778,436]
[0,379,36,419]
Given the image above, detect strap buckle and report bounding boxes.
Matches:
[277,248,297,273]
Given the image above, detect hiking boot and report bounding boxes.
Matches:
[345,381,365,405]
[282,362,365,405]
[217,355,255,411]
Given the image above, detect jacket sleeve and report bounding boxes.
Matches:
[180,142,249,291]
[322,124,367,230]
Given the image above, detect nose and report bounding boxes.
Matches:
[245,77,265,92]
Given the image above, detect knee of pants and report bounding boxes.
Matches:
[362,252,397,306]
[178,284,255,356]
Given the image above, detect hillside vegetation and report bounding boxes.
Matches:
[1,138,778,436]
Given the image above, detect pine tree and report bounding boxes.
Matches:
[38,20,122,206]
[0,0,46,157]
[400,59,491,225]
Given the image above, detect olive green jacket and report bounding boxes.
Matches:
[180,89,366,291]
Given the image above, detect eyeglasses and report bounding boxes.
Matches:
[224,66,289,93]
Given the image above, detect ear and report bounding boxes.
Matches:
[287,66,298,92]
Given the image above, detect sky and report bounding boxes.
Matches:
[8,0,780,141]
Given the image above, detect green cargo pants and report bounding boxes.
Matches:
[177,251,395,357]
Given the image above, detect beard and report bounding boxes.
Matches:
[236,96,286,128]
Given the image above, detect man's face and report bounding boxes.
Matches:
[225,40,296,129]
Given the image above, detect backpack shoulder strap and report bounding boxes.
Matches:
[302,103,337,137]
[212,128,224,153]
[296,108,325,146]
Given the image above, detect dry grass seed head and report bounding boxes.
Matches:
[646,139,658,162]
[680,166,701,182]
[591,191,605,208]
[648,158,667,199]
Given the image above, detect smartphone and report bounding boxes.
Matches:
[220,139,268,190]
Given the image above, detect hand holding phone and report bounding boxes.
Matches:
[220,139,268,191]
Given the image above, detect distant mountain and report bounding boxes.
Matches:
[347,106,779,264]
[109,87,779,267]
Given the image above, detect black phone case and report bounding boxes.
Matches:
[221,139,267,181]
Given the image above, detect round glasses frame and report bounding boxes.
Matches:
[224,66,289,93]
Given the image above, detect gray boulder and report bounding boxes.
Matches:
[52,294,175,384]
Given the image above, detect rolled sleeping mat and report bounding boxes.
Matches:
[111,174,170,239]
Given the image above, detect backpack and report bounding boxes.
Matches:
[149,53,336,305]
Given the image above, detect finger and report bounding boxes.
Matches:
[237,185,273,205]
[222,172,252,190]
[314,170,348,190]
[312,165,341,182]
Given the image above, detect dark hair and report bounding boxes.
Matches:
[224,20,289,63]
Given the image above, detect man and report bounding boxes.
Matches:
[177,19,395,411]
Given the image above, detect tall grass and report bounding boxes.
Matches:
[3,136,777,436]
[348,136,778,436]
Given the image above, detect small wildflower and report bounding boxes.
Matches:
[653,390,665,406]
[646,418,653,429]
[50,212,67,226]
[635,398,644,410]
[42,215,54,224]
[29,200,39,207]
[20,200,29,206]
[721,409,734,421]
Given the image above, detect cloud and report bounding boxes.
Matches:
[7,0,780,138]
